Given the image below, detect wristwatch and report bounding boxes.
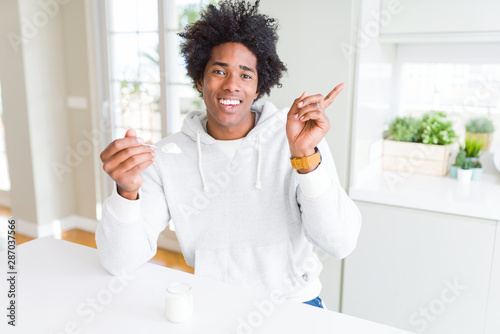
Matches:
[290,147,322,170]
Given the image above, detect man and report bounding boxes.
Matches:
[97,0,361,309]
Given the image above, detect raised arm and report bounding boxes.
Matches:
[286,83,361,258]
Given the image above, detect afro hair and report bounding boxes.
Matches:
[178,0,287,100]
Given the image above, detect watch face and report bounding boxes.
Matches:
[316,147,322,161]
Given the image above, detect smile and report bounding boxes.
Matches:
[219,99,241,106]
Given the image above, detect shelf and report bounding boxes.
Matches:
[350,171,500,221]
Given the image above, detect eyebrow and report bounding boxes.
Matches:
[240,65,255,73]
[211,62,256,73]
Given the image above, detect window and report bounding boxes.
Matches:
[105,0,213,144]
[400,63,500,116]
[395,44,500,151]
[0,82,10,191]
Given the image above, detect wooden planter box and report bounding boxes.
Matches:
[382,139,452,176]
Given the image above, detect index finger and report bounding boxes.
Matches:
[287,91,308,119]
[324,82,346,107]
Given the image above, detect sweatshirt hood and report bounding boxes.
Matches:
[181,102,284,143]
[181,102,286,192]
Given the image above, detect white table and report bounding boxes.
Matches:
[1,238,413,333]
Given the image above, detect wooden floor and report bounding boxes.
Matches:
[2,206,193,274]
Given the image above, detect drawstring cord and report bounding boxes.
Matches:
[197,130,262,191]
[255,132,262,189]
[196,131,209,192]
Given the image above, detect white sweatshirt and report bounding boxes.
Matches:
[96,102,362,302]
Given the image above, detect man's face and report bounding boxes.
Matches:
[197,42,259,139]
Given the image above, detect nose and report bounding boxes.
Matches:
[222,73,240,92]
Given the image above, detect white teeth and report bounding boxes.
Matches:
[219,99,241,105]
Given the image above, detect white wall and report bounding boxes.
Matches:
[61,0,100,219]
[19,0,76,227]
[0,0,38,224]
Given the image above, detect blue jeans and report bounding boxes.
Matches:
[303,296,324,309]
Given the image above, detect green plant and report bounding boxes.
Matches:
[461,160,471,170]
[389,117,422,142]
[466,117,495,134]
[454,151,466,167]
[178,0,217,30]
[471,160,482,168]
[464,137,484,158]
[420,111,457,145]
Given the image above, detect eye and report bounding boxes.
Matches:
[213,69,225,75]
[241,74,252,79]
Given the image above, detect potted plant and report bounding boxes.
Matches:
[420,111,458,146]
[383,111,457,176]
[466,117,495,151]
[470,160,483,181]
[388,116,422,142]
[457,160,473,184]
[450,150,466,179]
[464,137,484,181]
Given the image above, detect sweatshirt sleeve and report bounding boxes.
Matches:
[295,139,362,259]
[95,161,170,275]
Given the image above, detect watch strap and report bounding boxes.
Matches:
[290,147,321,170]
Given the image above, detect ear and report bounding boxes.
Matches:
[196,78,203,93]
[254,90,259,100]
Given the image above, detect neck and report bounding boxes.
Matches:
[206,112,256,140]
